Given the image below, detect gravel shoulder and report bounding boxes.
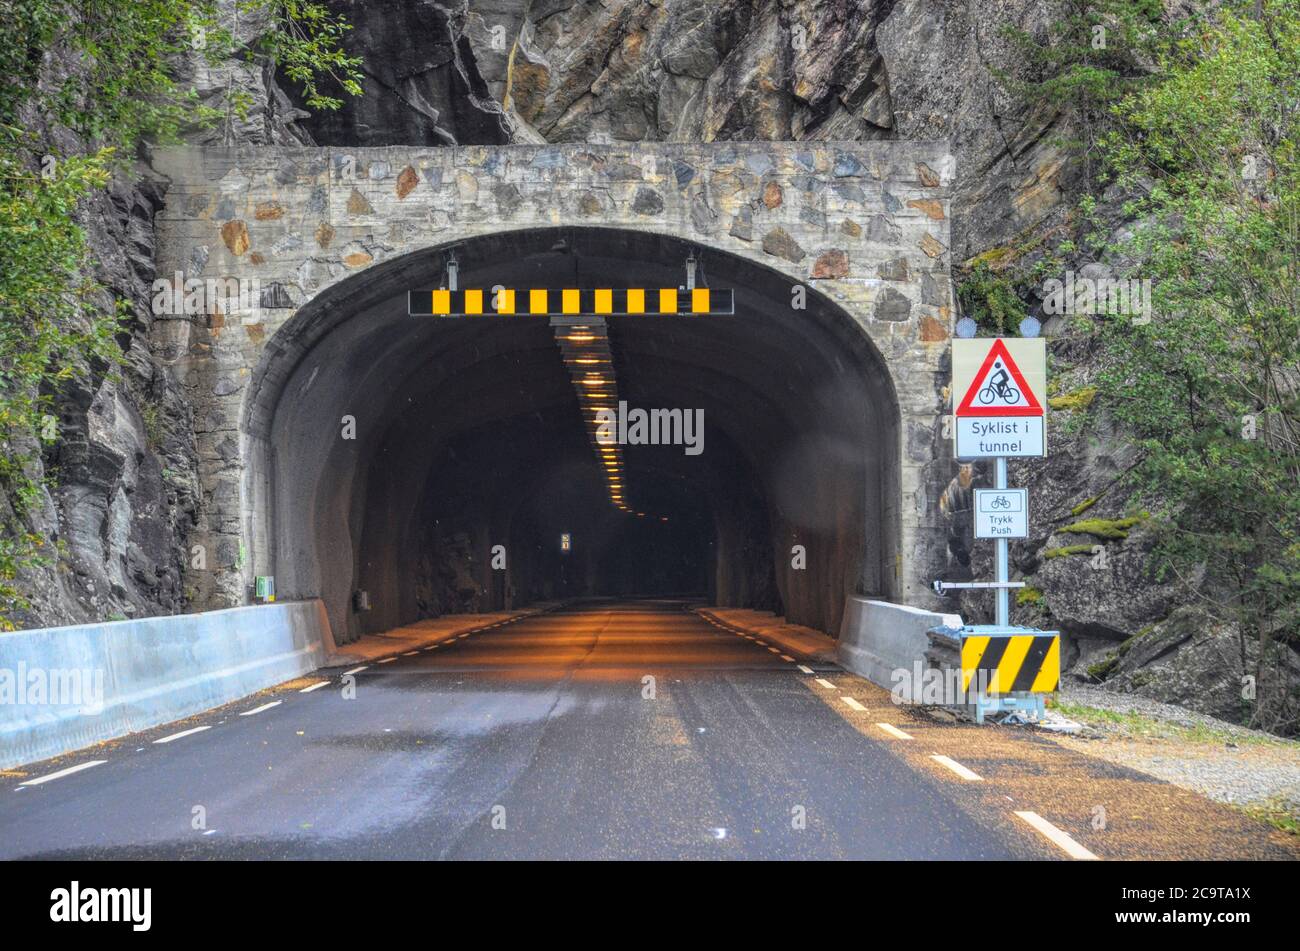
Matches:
[1046,683,1300,832]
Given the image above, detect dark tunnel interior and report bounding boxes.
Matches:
[244,228,901,643]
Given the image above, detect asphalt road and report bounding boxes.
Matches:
[2,600,1052,859]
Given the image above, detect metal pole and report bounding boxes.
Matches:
[995,455,1009,626]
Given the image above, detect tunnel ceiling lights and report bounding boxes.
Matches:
[410,271,731,519]
[548,315,632,512]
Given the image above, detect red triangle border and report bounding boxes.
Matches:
[954,339,1043,417]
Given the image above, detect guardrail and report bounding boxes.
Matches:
[0,601,331,770]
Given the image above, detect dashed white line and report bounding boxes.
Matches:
[797,665,814,674]
[930,754,982,781]
[766,647,781,654]
[1014,811,1100,860]
[755,640,769,646]
[299,681,330,693]
[154,725,212,745]
[874,722,914,740]
[841,696,867,712]
[377,657,397,664]
[458,633,471,639]
[239,701,282,717]
[401,651,419,657]
[341,666,369,676]
[815,678,836,689]
[19,760,107,786]
[780,654,796,663]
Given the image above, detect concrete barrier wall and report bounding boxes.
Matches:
[837,596,963,699]
[0,600,330,770]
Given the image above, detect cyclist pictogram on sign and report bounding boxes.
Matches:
[954,339,1043,417]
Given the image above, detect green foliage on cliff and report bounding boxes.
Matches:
[0,1,361,627]
[956,261,1026,335]
[0,138,122,626]
[997,0,1166,180]
[1048,386,1097,411]
[1056,515,1147,540]
[1093,1,1300,731]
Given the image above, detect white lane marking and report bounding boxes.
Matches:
[377,657,397,664]
[841,696,867,712]
[815,678,836,689]
[755,640,768,646]
[401,651,419,656]
[930,754,982,781]
[299,680,329,693]
[239,701,282,717]
[202,829,218,836]
[19,760,107,786]
[767,647,780,654]
[780,654,796,663]
[458,633,471,639]
[341,666,368,676]
[1014,811,1100,860]
[797,665,814,674]
[154,725,212,745]
[875,722,914,740]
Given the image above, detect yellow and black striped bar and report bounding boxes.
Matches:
[960,633,1059,695]
[409,287,734,317]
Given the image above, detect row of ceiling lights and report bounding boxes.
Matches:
[552,318,655,518]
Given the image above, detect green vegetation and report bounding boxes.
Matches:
[1070,496,1099,516]
[1016,586,1045,607]
[1051,700,1294,749]
[0,2,361,627]
[1241,798,1300,836]
[994,2,1300,733]
[1092,2,1300,732]
[1048,386,1097,411]
[1056,514,1147,540]
[1042,544,1095,560]
[955,260,1026,335]
[1085,654,1120,682]
[996,0,1166,183]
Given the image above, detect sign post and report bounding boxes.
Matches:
[951,336,1047,625]
[934,337,1059,722]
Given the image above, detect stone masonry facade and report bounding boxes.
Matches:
[149,141,955,612]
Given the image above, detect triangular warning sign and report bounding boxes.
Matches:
[955,339,1043,417]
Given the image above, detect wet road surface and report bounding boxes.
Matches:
[1,601,1053,859]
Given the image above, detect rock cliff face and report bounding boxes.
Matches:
[19,0,1283,726]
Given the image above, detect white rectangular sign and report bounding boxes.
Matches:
[974,488,1029,538]
[956,416,1045,458]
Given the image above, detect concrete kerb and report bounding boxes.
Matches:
[693,606,839,663]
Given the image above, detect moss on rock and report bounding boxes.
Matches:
[1056,514,1148,540]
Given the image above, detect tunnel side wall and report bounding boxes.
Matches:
[150,142,955,633]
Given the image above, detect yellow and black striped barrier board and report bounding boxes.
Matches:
[408,287,734,317]
[960,633,1059,694]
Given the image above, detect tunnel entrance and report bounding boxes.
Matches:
[244,228,901,643]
